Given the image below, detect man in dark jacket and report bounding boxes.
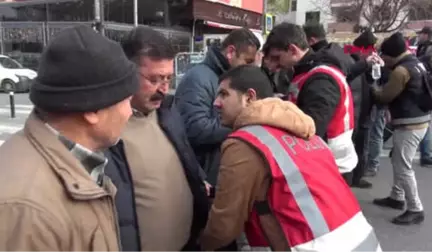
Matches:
[372,32,429,225]
[303,24,379,187]
[264,22,358,182]
[174,28,261,186]
[105,26,209,251]
[350,31,391,182]
[417,26,432,58]
[303,24,362,127]
[417,26,432,166]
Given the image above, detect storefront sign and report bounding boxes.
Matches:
[195,0,262,30]
[0,0,76,4]
[205,0,263,14]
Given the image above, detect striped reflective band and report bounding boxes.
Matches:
[240,125,330,238]
[354,229,381,252]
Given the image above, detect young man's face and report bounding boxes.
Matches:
[213,79,251,127]
[226,45,258,68]
[267,46,299,71]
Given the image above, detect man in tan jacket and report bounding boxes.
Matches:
[372,32,429,225]
[0,25,138,250]
[200,65,380,251]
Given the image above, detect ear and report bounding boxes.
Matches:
[245,88,258,103]
[288,44,298,55]
[225,45,236,61]
[83,111,100,125]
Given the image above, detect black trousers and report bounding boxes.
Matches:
[342,172,353,185]
[351,126,370,184]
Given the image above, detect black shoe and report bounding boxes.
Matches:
[351,179,373,189]
[421,159,432,167]
[392,210,424,225]
[373,197,405,210]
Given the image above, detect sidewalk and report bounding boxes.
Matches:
[355,157,432,251]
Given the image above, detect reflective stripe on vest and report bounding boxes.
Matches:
[290,65,357,173]
[231,125,381,252]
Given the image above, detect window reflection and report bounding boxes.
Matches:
[0,0,192,70]
[0,0,94,22]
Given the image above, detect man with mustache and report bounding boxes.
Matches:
[105,26,209,251]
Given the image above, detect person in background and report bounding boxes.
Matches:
[417,26,432,58]
[105,26,209,251]
[417,26,432,166]
[347,29,386,186]
[200,65,381,252]
[372,32,429,225]
[0,25,139,250]
[263,22,358,182]
[174,28,260,187]
[304,25,382,187]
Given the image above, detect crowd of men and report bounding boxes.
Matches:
[0,20,431,251]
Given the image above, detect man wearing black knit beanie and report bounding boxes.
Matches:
[371,32,429,225]
[0,25,139,250]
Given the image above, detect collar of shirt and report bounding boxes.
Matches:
[44,123,107,186]
[132,108,146,117]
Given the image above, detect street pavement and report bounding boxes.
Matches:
[0,93,32,145]
[0,93,431,250]
[355,158,432,251]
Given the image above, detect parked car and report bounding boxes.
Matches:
[0,55,37,93]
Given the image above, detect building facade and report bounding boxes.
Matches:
[275,0,331,29]
[0,0,264,69]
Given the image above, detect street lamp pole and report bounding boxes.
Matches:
[133,0,138,27]
[262,0,268,36]
[93,0,104,34]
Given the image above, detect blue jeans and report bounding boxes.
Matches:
[419,122,432,161]
[366,106,386,171]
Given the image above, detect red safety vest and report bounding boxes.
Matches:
[288,65,357,173]
[230,125,381,251]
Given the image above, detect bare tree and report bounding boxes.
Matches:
[312,0,427,32]
[362,0,410,32]
[267,0,290,15]
[407,0,432,22]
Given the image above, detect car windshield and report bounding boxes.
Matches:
[0,57,23,69]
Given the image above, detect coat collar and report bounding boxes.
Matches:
[24,111,116,200]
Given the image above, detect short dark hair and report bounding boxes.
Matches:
[221,28,261,52]
[121,26,175,62]
[263,22,309,55]
[303,24,326,41]
[220,65,273,99]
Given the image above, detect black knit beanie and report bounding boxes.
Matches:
[30,25,139,112]
[353,30,377,48]
[380,32,407,58]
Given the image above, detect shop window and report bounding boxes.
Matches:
[0,0,94,22]
[305,11,320,24]
[332,6,357,22]
[104,0,165,26]
[291,0,297,12]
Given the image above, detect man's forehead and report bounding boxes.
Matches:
[218,79,232,90]
[237,45,258,55]
[139,57,174,72]
[268,48,283,55]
